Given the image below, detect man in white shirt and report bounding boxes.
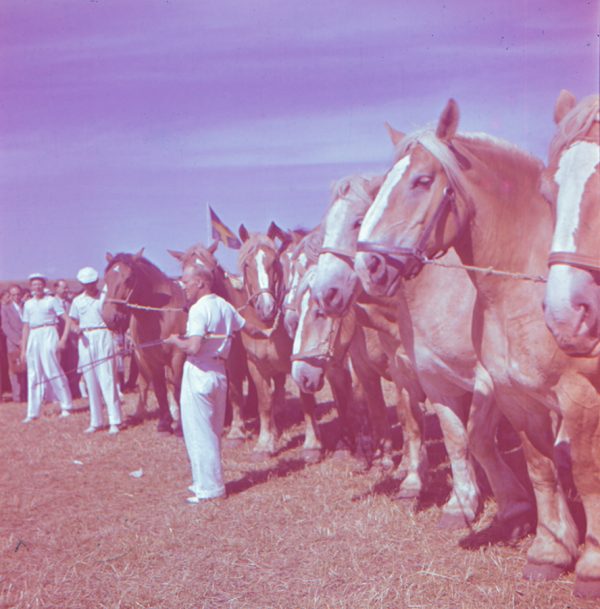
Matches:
[69,267,122,434]
[21,273,74,422]
[165,265,245,504]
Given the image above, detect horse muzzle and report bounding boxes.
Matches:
[544,266,600,356]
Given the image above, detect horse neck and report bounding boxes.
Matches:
[132,261,181,307]
[451,140,553,297]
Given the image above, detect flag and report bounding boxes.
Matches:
[209,206,241,249]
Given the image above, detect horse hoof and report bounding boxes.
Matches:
[522,561,567,582]
[302,448,322,464]
[157,422,173,434]
[331,448,353,462]
[224,437,246,449]
[574,578,600,599]
[250,450,274,463]
[437,512,471,530]
[393,487,420,501]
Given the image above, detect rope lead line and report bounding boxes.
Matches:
[31,333,232,387]
[421,256,547,283]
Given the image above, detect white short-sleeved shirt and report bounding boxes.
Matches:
[186,293,245,372]
[69,292,107,330]
[23,296,65,328]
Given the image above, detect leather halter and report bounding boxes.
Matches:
[548,251,600,274]
[356,186,458,267]
[319,246,355,267]
[290,315,343,365]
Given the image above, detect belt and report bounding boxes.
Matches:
[30,323,57,330]
[81,326,108,332]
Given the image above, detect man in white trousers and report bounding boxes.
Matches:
[21,273,74,422]
[165,265,245,504]
[69,267,122,434]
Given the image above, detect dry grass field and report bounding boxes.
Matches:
[0,382,595,609]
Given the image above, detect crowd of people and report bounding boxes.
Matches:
[0,269,138,433]
[1,263,247,505]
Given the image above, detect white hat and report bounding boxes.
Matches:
[76,266,99,284]
[28,272,46,282]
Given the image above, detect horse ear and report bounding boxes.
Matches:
[207,239,219,254]
[239,224,249,243]
[385,122,405,147]
[134,247,145,260]
[267,221,290,243]
[167,249,184,261]
[436,99,460,141]
[106,252,113,263]
[554,90,577,125]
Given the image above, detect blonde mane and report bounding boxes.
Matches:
[291,226,324,265]
[549,94,599,164]
[394,127,544,208]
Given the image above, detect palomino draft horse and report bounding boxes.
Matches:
[168,240,256,446]
[355,98,600,598]
[101,249,187,433]
[312,175,527,526]
[544,90,600,356]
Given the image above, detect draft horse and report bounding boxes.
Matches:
[354,98,600,597]
[101,249,186,433]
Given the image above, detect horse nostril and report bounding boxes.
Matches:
[367,255,380,275]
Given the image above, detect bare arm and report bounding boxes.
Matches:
[21,323,29,361]
[164,334,204,356]
[58,313,70,349]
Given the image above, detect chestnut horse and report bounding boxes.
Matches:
[544,90,600,355]
[101,250,186,433]
[355,98,600,597]
[168,240,256,446]
[312,175,527,526]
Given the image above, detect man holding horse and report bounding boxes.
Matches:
[21,273,74,422]
[69,267,122,434]
[165,264,245,504]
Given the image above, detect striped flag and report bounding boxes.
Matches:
[209,206,241,249]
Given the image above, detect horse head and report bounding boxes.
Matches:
[282,227,323,338]
[355,99,472,297]
[238,225,286,324]
[543,90,600,356]
[312,175,383,316]
[101,249,144,332]
[290,266,347,393]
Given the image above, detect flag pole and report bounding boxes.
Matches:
[205,202,211,244]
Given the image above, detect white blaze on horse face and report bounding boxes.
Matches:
[194,257,207,269]
[284,253,307,307]
[323,198,351,248]
[359,155,411,241]
[552,141,599,253]
[255,250,270,291]
[292,290,311,354]
[113,265,120,274]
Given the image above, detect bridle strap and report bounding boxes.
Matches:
[357,186,457,266]
[291,316,343,364]
[319,246,355,267]
[548,251,600,273]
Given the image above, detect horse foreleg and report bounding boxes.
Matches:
[247,359,277,457]
[467,370,533,538]
[325,363,356,455]
[152,372,173,433]
[298,389,322,463]
[432,396,480,529]
[224,359,251,445]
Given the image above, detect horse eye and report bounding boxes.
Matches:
[314,309,326,319]
[412,175,433,188]
[353,219,362,230]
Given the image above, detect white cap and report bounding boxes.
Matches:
[28,272,46,282]
[76,266,99,284]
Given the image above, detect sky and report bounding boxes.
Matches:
[1,0,598,280]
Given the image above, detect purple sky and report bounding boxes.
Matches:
[1,0,598,279]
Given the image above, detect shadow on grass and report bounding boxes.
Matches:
[225,457,308,496]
